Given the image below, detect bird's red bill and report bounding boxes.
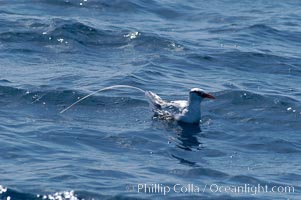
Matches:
[204,93,216,99]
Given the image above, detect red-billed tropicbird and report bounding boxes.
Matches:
[145,88,215,124]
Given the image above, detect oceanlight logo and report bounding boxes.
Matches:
[135,183,295,196]
[209,184,295,195]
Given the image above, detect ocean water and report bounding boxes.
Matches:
[1,0,301,199]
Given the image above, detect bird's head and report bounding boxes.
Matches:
[189,88,215,101]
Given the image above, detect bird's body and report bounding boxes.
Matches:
[145,88,215,124]
[60,85,215,124]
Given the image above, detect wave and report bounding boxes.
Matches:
[1,85,300,126]
[239,138,301,154]
[1,85,300,106]
[204,50,301,77]
[246,24,301,42]
[0,20,127,50]
[0,79,12,84]
[30,0,192,19]
[0,186,38,200]
[0,18,182,53]
[0,85,147,109]
[31,0,145,13]
[210,89,301,133]
[231,23,301,46]
[0,185,98,200]
[248,24,279,33]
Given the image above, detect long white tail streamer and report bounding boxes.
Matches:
[60,85,146,114]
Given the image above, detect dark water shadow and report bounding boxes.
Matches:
[175,121,203,151]
[152,118,203,151]
[152,119,205,167]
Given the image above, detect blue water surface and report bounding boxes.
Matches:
[1,0,301,199]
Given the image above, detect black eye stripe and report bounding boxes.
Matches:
[190,91,203,96]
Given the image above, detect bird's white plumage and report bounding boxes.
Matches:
[145,88,211,124]
[190,88,205,93]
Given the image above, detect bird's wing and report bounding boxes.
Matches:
[145,91,187,116]
[164,100,187,113]
[169,100,188,110]
[145,91,168,110]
